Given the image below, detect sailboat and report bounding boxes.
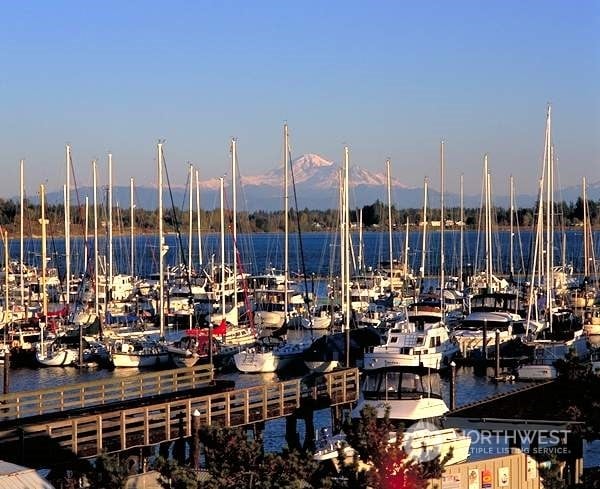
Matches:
[34,184,75,367]
[111,144,170,368]
[518,107,589,380]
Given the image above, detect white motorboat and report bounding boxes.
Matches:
[350,365,471,466]
[517,330,589,381]
[313,430,356,462]
[454,292,522,357]
[364,301,458,371]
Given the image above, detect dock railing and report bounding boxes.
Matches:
[0,368,359,459]
[0,365,214,420]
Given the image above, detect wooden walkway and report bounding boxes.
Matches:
[0,365,214,421]
[0,368,359,460]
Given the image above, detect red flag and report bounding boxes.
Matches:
[212,318,227,336]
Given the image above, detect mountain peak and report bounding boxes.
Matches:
[292,153,333,169]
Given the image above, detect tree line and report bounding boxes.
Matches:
[0,196,598,236]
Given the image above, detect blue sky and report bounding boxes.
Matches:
[1,1,598,200]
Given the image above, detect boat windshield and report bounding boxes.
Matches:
[470,294,517,312]
[458,320,511,331]
[362,369,442,401]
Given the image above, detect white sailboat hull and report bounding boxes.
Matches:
[234,349,278,373]
[36,348,77,367]
[112,351,170,368]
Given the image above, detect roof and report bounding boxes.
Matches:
[0,461,55,489]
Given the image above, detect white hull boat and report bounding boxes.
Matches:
[304,359,340,373]
[36,348,77,367]
[364,303,458,371]
[350,365,471,465]
[517,364,557,380]
[234,348,278,373]
[111,340,170,368]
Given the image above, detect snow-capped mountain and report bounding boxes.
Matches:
[36,154,599,210]
[241,153,410,190]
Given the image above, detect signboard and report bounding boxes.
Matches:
[442,473,461,489]
[481,468,492,489]
[527,456,538,480]
[468,468,480,489]
[498,467,510,487]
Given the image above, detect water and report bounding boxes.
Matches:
[6,229,600,281]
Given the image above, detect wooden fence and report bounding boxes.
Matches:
[0,368,360,459]
[0,365,213,420]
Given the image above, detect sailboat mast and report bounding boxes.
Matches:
[130,177,135,278]
[510,175,515,277]
[440,140,445,313]
[339,169,344,314]
[343,146,351,367]
[220,177,226,322]
[284,124,289,321]
[545,107,553,330]
[19,159,24,309]
[404,216,410,293]
[108,152,113,294]
[157,143,165,337]
[84,196,89,278]
[420,177,428,291]
[93,160,99,315]
[459,174,464,291]
[65,145,71,308]
[483,154,492,290]
[195,169,203,267]
[40,184,49,335]
[358,208,363,273]
[231,138,238,317]
[583,177,588,278]
[386,159,393,292]
[188,164,194,284]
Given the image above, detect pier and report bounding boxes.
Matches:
[0,367,359,467]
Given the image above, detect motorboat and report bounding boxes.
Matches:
[347,366,470,465]
[363,301,458,370]
[454,292,522,357]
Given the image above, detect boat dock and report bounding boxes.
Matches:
[0,367,359,467]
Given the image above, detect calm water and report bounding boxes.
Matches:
[6,229,600,280]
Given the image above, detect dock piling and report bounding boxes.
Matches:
[495,329,500,378]
[450,361,456,410]
[191,409,201,469]
[3,349,9,394]
[482,318,488,360]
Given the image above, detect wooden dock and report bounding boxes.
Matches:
[0,367,359,461]
[0,365,214,421]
